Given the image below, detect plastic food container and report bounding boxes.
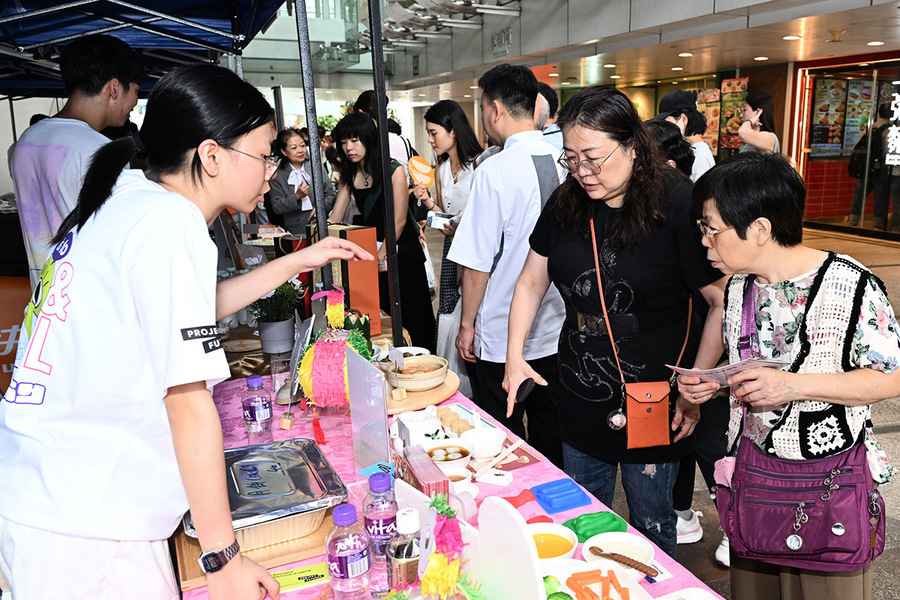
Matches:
[182,438,347,552]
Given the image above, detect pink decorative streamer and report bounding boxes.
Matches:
[310,338,348,408]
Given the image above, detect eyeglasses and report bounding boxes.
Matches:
[696,220,734,241]
[558,144,621,175]
[226,147,281,172]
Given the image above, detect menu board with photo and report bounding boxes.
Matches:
[841,80,874,155]
[697,88,721,155]
[879,81,894,107]
[809,78,848,157]
[719,77,749,150]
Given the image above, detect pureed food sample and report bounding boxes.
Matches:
[533,532,573,559]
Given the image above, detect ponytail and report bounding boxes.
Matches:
[51,137,137,245]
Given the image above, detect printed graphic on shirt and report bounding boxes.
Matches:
[5,232,76,406]
[181,324,223,354]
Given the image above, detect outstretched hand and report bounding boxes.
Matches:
[296,237,373,272]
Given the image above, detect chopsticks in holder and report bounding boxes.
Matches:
[472,438,524,479]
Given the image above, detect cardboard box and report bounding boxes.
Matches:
[327,224,382,336]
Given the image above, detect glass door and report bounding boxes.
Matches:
[799,61,900,235]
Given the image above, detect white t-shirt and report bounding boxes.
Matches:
[287,162,313,211]
[448,131,566,363]
[389,132,414,167]
[542,123,564,152]
[8,117,109,288]
[0,170,231,541]
[690,140,716,182]
[437,160,474,218]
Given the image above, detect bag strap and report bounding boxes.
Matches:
[588,217,693,387]
[737,275,759,361]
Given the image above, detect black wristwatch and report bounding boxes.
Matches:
[198,539,241,574]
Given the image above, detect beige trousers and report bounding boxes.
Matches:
[731,554,872,600]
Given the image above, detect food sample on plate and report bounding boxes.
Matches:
[534,532,576,560]
[400,362,440,375]
[565,569,632,600]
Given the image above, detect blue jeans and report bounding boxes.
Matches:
[563,443,680,558]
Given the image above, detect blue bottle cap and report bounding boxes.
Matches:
[247,375,264,390]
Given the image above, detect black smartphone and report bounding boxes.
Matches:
[515,378,537,403]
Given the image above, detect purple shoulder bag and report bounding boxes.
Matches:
[715,276,885,572]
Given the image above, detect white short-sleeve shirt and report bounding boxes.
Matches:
[690,140,716,182]
[437,160,474,218]
[0,170,231,541]
[447,131,566,363]
[9,117,109,287]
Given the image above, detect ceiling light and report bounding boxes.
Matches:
[782,35,801,41]
[548,72,559,77]
[754,56,769,61]
[672,81,679,85]
[603,63,616,68]
[469,85,478,89]
[561,82,571,86]
[678,52,693,57]
[859,63,870,67]
[867,41,885,46]
[610,75,621,79]
[417,93,426,97]
[892,80,900,85]
[464,94,472,98]
[671,66,683,71]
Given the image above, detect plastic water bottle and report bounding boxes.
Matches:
[363,472,398,597]
[327,503,372,599]
[242,375,273,445]
[388,507,421,590]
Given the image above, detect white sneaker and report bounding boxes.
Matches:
[676,510,703,544]
[715,533,730,567]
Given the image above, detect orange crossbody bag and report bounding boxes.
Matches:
[589,218,692,449]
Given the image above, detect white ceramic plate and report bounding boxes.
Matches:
[581,531,655,583]
[541,559,652,600]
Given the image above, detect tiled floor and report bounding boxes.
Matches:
[426,227,900,598]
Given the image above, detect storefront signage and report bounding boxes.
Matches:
[885,93,900,166]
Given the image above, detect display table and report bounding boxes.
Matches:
[182,376,720,599]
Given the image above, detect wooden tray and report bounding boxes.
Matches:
[172,513,332,591]
[222,337,262,353]
[388,370,459,415]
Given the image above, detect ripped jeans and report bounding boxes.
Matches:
[562,443,679,557]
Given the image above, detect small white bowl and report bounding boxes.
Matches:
[528,522,578,561]
[460,427,507,459]
[423,439,472,471]
[443,466,476,495]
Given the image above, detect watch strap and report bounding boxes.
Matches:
[198,538,241,574]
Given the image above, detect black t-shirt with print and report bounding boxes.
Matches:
[530,170,722,463]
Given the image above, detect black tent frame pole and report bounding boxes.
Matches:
[272,85,285,131]
[366,0,404,347]
[293,0,333,290]
[8,97,17,142]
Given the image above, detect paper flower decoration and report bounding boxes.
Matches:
[419,495,481,600]
[312,288,346,329]
[420,553,460,600]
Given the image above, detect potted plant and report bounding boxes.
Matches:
[251,279,301,354]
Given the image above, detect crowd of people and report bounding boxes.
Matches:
[2,32,900,600]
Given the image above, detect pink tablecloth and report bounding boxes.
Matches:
[183,377,719,599]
